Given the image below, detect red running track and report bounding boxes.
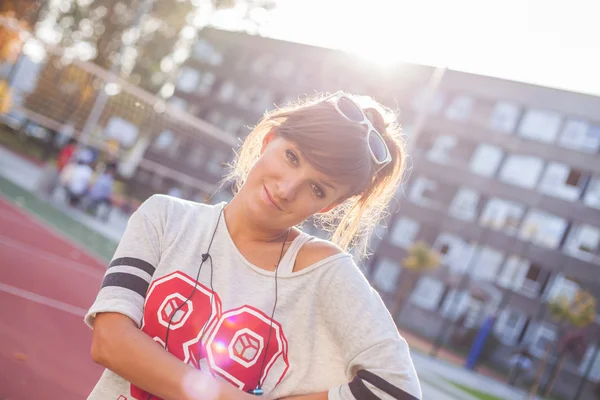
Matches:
[0,196,108,400]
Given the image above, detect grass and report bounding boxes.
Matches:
[0,175,117,261]
[449,382,505,400]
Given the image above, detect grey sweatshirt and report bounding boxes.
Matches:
[84,195,421,400]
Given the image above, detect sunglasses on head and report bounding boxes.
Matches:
[322,91,392,170]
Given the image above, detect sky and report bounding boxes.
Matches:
[238,0,600,96]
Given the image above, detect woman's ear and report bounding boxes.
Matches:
[260,128,277,155]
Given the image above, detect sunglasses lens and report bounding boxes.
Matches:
[337,97,364,122]
[369,131,389,163]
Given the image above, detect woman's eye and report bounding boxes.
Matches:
[286,149,298,165]
[311,183,325,199]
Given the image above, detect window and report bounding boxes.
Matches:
[519,209,567,249]
[104,117,139,148]
[579,345,600,382]
[564,224,600,261]
[427,135,457,164]
[470,246,504,282]
[440,289,470,320]
[480,197,524,234]
[497,256,528,291]
[449,188,480,221]
[469,144,503,177]
[545,274,579,303]
[434,233,475,274]
[558,120,600,153]
[584,176,600,209]
[494,308,527,344]
[528,323,558,357]
[499,154,544,189]
[372,258,401,294]
[218,81,236,102]
[518,109,562,143]
[538,162,586,202]
[408,177,439,208]
[489,101,521,133]
[445,94,474,121]
[176,67,200,93]
[410,277,444,311]
[389,217,419,249]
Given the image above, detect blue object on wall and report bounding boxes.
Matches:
[465,315,496,370]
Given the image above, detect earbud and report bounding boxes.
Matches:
[248,387,264,396]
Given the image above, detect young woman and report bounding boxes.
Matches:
[85,91,422,400]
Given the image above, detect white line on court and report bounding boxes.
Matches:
[0,282,87,317]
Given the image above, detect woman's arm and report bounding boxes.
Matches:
[92,312,255,400]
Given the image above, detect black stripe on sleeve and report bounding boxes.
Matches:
[109,257,155,276]
[349,374,380,400]
[101,272,150,298]
[355,370,419,400]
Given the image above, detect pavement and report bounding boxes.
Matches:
[0,143,543,400]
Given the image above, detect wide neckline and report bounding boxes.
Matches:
[216,203,351,277]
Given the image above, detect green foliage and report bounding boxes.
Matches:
[402,241,441,272]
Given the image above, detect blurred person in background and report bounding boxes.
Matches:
[86,162,117,221]
[56,137,78,172]
[62,151,94,207]
[85,91,422,400]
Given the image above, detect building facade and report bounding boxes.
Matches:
[133,27,600,399]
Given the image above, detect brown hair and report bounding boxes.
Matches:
[226,92,406,259]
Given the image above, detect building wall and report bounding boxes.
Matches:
[137,27,600,399]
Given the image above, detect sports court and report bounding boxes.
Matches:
[0,196,105,399]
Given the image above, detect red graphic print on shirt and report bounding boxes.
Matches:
[130,271,289,399]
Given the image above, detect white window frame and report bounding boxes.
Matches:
[389,217,419,249]
[528,323,558,358]
[489,101,520,133]
[518,109,562,143]
[469,144,503,177]
[558,120,600,153]
[480,197,524,234]
[445,94,474,121]
[584,176,600,210]
[408,177,439,208]
[372,258,401,294]
[427,135,457,164]
[579,345,600,381]
[470,246,504,282]
[434,233,475,274]
[494,307,527,345]
[410,277,444,311]
[564,224,600,261]
[519,209,567,249]
[449,188,480,221]
[538,162,584,202]
[499,154,544,189]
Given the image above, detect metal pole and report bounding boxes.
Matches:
[429,217,495,357]
[574,341,600,400]
[78,0,155,148]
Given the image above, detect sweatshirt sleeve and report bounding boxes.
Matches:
[84,195,166,329]
[321,260,422,400]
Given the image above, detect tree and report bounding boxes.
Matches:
[389,241,441,321]
[0,1,43,63]
[543,289,597,396]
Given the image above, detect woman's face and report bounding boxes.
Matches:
[238,133,351,230]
